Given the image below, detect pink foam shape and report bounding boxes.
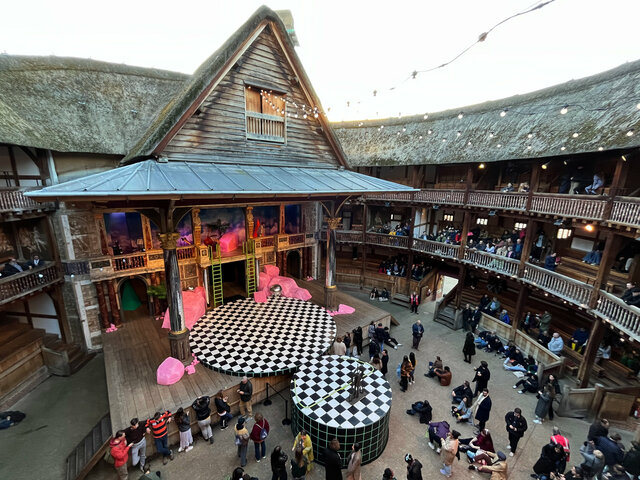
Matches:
[291,288,312,301]
[254,290,268,303]
[185,365,196,375]
[162,287,207,330]
[157,357,185,385]
[263,265,280,278]
[219,231,239,253]
[338,304,355,315]
[258,272,270,291]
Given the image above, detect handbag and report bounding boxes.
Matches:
[235,435,242,446]
[259,421,268,440]
[103,449,114,465]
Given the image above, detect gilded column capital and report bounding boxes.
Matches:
[326,217,342,230]
[159,232,181,250]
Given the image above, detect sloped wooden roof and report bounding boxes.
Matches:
[332,60,640,166]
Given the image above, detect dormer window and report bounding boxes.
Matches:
[245,86,286,143]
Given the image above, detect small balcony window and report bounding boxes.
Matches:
[514,222,527,230]
[476,218,488,225]
[245,86,286,143]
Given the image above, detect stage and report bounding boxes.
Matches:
[102,280,391,431]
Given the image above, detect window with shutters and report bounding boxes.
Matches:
[245,86,286,143]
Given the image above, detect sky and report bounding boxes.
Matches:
[2,0,640,121]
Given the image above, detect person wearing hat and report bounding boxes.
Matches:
[469,451,508,479]
[623,440,640,479]
[405,453,423,480]
[234,417,250,467]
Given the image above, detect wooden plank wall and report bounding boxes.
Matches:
[163,26,338,167]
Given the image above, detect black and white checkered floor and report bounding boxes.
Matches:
[190,296,336,377]
[291,355,392,428]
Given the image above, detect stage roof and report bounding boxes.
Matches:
[26,159,415,201]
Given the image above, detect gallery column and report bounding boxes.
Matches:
[96,281,110,329]
[159,232,191,364]
[324,216,341,311]
[107,280,122,327]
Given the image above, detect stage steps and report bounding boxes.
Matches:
[42,334,95,376]
[65,412,111,480]
[434,304,459,330]
[391,293,410,308]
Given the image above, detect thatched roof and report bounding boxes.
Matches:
[332,60,640,166]
[0,55,187,154]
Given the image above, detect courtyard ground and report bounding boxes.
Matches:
[0,286,634,480]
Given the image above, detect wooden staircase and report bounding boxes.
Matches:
[65,413,111,480]
[434,304,460,329]
[42,334,95,376]
[391,293,411,308]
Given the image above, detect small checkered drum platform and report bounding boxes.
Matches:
[190,296,336,377]
[291,355,392,466]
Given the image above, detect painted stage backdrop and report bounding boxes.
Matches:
[104,212,144,254]
[284,204,301,234]
[199,208,245,253]
[252,206,279,237]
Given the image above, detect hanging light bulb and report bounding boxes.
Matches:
[442,138,447,142]
[626,129,634,136]
[457,112,464,119]
[380,125,384,129]
[303,114,307,119]
[479,163,485,169]
[598,147,603,151]
[423,114,428,120]
[560,146,566,151]
[637,103,640,109]
[500,110,507,117]
[419,136,423,139]
[468,141,472,146]
[314,112,319,118]
[560,106,568,115]
[402,127,406,132]
[527,133,533,139]
[456,131,461,137]
[427,129,432,135]
[497,144,502,148]
[527,146,532,150]
[489,132,494,138]
[572,132,580,138]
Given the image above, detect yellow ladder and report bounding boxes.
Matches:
[209,244,224,307]
[243,239,257,297]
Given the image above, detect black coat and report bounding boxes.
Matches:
[474,395,492,422]
[463,337,476,356]
[505,411,528,438]
[381,354,389,375]
[323,447,343,480]
[587,423,608,442]
[473,366,490,389]
[406,460,423,480]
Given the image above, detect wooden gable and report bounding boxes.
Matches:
[162,25,340,168]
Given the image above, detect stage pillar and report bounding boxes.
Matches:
[324,216,340,311]
[96,281,110,329]
[160,232,191,364]
[107,279,122,327]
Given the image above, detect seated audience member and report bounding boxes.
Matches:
[502,349,525,370]
[544,252,560,271]
[547,332,565,355]
[378,288,390,302]
[499,309,511,325]
[582,249,603,265]
[537,330,551,348]
[487,297,501,316]
[501,183,515,192]
[506,355,536,373]
[427,420,450,453]
[425,356,443,377]
[486,333,504,354]
[622,283,640,307]
[434,366,452,386]
[451,381,473,404]
[585,172,605,195]
[2,257,25,276]
[382,326,401,350]
[513,371,540,394]
[27,255,45,269]
[459,429,495,459]
[468,451,508,474]
[522,311,536,334]
[518,182,530,192]
[595,342,611,365]
[370,287,379,300]
[474,331,491,349]
[406,399,433,424]
[479,294,491,312]
[570,327,589,353]
[532,442,566,479]
[451,397,473,423]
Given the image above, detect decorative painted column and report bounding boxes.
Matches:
[159,232,191,364]
[96,281,110,329]
[107,279,122,327]
[245,206,254,240]
[192,208,202,247]
[324,216,341,311]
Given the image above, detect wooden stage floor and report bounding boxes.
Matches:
[102,281,390,431]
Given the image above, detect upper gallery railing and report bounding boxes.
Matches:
[522,263,592,307]
[0,188,56,215]
[610,197,640,228]
[0,264,62,304]
[467,191,527,210]
[366,232,410,249]
[594,290,640,338]
[412,238,459,258]
[463,249,520,277]
[529,193,607,221]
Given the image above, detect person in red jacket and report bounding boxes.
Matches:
[109,430,133,480]
[249,412,270,462]
[410,292,420,314]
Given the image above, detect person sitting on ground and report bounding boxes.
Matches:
[570,327,589,353]
[383,326,402,349]
[499,309,511,325]
[532,442,566,479]
[370,287,379,300]
[451,381,473,404]
[502,348,524,369]
[425,356,443,377]
[406,399,433,424]
[379,288,390,302]
[486,333,504,354]
[452,396,473,423]
[468,451,508,476]
[548,332,565,355]
[474,330,492,349]
[513,367,540,393]
[622,283,640,307]
[580,441,605,479]
[434,366,452,386]
[427,420,451,454]
[459,428,495,460]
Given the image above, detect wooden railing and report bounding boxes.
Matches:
[364,191,414,202]
[0,188,55,214]
[412,238,459,258]
[288,234,305,246]
[463,249,519,277]
[522,263,592,306]
[530,193,607,220]
[333,230,364,243]
[467,191,526,210]
[366,232,410,249]
[113,253,147,271]
[0,265,61,304]
[246,111,285,143]
[594,290,640,338]
[256,236,275,248]
[416,189,465,205]
[610,197,640,227]
[176,246,195,260]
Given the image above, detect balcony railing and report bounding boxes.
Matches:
[415,189,465,205]
[530,193,607,220]
[463,249,520,277]
[522,263,592,306]
[365,191,414,202]
[176,246,196,260]
[467,191,527,210]
[0,265,62,304]
[288,234,306,246]
[366,232,410,249]
[610,197,640,227]
[412,238,459,258]
[594,290,640,338]
[0,189,55,214]
[246,111,285,143]
[113,253,147,271]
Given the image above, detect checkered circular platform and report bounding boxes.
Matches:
[189,296,336,377]
[291,355,392,466]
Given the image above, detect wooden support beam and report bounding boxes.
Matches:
[603,156,628,220]
[526,163,541,211]
[107,279,122,327]
[588,231,622,308]
[577,318,606,388]
[50,284,72,343]
[510,287,529,341]
[518,220,538,276]
[458,211,472,260]
[96,281,110,329]
[463,166,473,205]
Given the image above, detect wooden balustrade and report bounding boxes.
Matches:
[113,253,147,271]
[334,230,364,243]
[287,234,305,245]
[411,238,459,258]
[256,236,275,248]
[610,197,640,228]
[245,112,285,143]
[0,189,55,213]
[365,232,410,249]
[176,246,195,260]
[595,290,640,338]
[530,193,606,220]
[364,191,414,202]
[0,265,61,304]
[522,263,592,306]
[415,189,465,205]
[467,191,526,210]
[463,249,519,276]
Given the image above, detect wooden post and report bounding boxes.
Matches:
[458,211,472,260]
[245,207,254,240]
[96,281,110,329]
[510,286,529,341]
[50,285,72,343]
[526,163,541,211]
[588,231,622,308]
[159,232,190,364]
[361,204,368,288]
[463,166,473,205]
[577,318,606,388]
[107,279,122,327]
[518,220,538,277]
[455,264,466,308]
[324,216,341,311]
[279,204,285,235]
[603,156,628,221]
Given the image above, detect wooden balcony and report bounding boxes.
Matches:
[463,249,519,277]
[176,246,196,260]
[594,290,640,339]
[0,188,55,216]
[530,193,607,220]
[412,238,459,259]
[364,191,414,202]
[610,197,640,228]
[522,263,592,307]
[415,189,465,205]
[467,191,526,211]
[366,232,410,249]
[112,253,147,272]
[0,265,62,305]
